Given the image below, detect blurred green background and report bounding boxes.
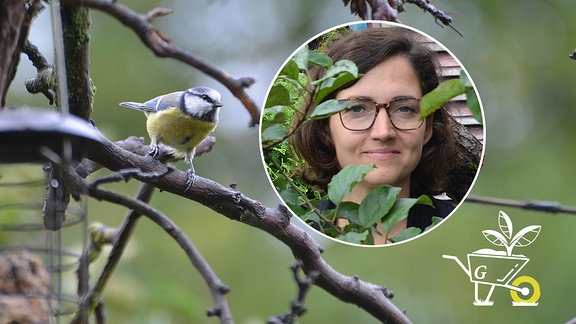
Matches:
[4,0,576,323]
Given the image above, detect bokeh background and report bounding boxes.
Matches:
[4,0,576,322]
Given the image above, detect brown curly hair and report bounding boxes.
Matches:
[290,26,457,197]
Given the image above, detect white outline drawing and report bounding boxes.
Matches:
[443,210,542,306]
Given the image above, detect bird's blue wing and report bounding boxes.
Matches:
[140,91,183,112]
[119,91,183,112]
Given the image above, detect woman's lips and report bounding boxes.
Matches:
[363,149,400,160]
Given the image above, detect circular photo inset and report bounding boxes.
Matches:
[260,21,485,246]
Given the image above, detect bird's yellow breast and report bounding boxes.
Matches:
[146,108,217,152]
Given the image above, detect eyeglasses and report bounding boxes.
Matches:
[338,97,424,131]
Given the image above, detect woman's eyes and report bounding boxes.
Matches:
[349,105,367,113]
[393,105,418,114]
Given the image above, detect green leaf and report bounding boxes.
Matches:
[459,69,473,87]
[420,78,465,118]
[262,106,287,130]
[272,174,287,190]
[424,216,443,232]
[389,227,422,243]
[335,201,360,225]
[301,210,321,225]
[313,59,359,103]
[308,50,333,68]
[279,187,299,208]
[263,105,288,116]
[381,194,432,233]
[261,123,286,141]
[358,185,401,228]
[466,87,483,124]
[279,59,300,80]
[459,70,483,124]
[266,84,293,108]
[337,230,370,244]
[308,99,351,120]
[313,59,358,83]
[328,164,373,205]
[292,46,309,70]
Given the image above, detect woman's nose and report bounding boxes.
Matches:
[369,110,397,140]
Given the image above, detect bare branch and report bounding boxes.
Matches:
[65,175,234,323]
[342,0,463,36]
[60,2,93,120]
[268,261,319,324]
[404,0,463,36]
[63,0,260,127]
[22,41,55,104]
[466,195,576,215]
[367,0,400,21]
[81,135,410,323]
[0,0,44,107]
[75,135,216,178]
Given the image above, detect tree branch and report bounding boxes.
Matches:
[74,183,156,322]
[81,133,410,323]
[342,0,463,36]
[268,261,319,324]
[65,171,234,323]
[0,0,44,107]
[466,195,576,215]
[60,2,93,120]
[22,41,55,104]
[63,0,260,126]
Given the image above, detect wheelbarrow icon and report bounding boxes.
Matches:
[443,250,540,306]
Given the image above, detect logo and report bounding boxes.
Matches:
[442,210,542,306]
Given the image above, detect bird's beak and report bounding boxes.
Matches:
[214,101,223,108]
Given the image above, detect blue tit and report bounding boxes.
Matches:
[119,86,223,190]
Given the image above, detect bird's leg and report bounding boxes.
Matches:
[147,137,160,159]
[184,148,197,191]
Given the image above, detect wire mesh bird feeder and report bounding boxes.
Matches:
[0,108,102,323]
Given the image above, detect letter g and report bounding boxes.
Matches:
[474,265,487,280]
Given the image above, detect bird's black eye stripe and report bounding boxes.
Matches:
[200,94,212,103]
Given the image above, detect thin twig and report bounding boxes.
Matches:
[466,195,576,215]
[342,0,463,36]
[64,0,260,126]
[90,167,170,187]
[22,41,55,104]
[65,171,234,323]
[268,261,319,324]
[73,183,156,322]
[405,0,463,36]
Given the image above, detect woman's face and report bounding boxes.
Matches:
[329,55,433,199]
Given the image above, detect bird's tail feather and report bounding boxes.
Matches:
[119,102,143,110]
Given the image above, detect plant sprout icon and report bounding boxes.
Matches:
[443,211,542,306]
[482,211,541,257]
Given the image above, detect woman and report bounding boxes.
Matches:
[291,25,458,244]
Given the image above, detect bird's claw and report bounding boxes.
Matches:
[147,144,160,159]
[185,168,196,191]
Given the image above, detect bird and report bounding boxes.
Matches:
[119,86,223,190]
